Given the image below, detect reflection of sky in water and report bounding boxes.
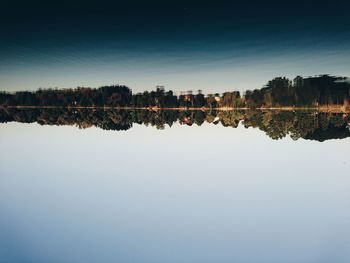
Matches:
[1,39,350,93]
[1,123,350,262]
[1,3,350,93]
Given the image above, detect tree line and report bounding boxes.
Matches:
[0,75,349,108]
[1,108,349,142]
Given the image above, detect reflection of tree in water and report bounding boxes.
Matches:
[1,75,350,109]
[0,109,349,142]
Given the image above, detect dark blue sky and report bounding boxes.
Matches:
[1,0,350,92]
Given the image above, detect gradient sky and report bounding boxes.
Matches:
[1,0,350,93]
[1,122,350,262]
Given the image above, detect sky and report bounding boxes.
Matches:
[1,122,350,262]
[1,0,350,93]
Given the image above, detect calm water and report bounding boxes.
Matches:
[1,113,350,262]
[2,3,350,93]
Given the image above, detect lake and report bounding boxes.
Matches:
[1,109,349,262]
[2,2,350,261]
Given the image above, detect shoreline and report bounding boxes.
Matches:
[1,105,349,113]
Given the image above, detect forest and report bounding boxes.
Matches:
[0,75,349,109]
[1,108,349,142]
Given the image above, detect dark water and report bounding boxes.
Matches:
[0,109,350,262]
[2,2,350,93]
